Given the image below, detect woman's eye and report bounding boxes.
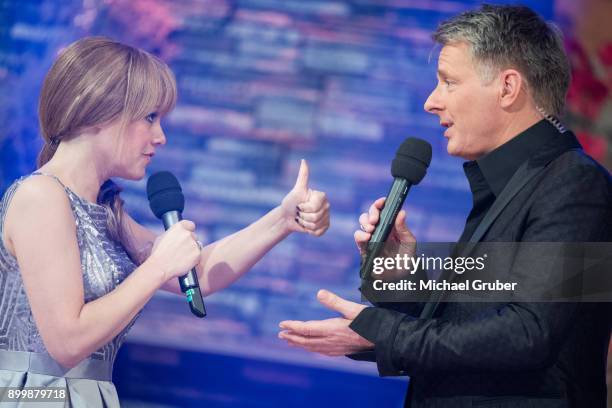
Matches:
[145,112,158,123]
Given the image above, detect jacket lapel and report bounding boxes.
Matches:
[419,147,580,319]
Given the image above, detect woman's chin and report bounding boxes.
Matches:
[119,168,146,181]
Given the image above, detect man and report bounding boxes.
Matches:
[279,5,612,407]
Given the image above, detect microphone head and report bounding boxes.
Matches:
[391,137,432,184]
[146,171,185,218]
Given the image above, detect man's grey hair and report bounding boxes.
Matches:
[432,4,570,117]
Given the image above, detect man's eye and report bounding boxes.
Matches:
[145,112,158,123]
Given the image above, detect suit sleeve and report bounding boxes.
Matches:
[347,250,429,363]
[349,160,612,376]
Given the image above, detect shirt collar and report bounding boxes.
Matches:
[467,119,571,197]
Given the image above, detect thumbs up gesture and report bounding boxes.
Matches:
[280,159,330,236]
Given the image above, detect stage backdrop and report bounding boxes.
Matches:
[0,1,556,407]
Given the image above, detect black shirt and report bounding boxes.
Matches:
[458,119,580,242]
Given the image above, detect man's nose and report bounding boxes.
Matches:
[424,86,442,114]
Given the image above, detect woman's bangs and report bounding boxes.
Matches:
[126,52,177,121]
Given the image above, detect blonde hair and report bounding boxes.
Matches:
[37,36,177,248]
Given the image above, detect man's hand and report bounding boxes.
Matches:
[278,289,373,356]
[281,159,330,236]
[355,197,417,279]
[355,197,416,256]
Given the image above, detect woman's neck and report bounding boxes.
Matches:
[38,138,110,203]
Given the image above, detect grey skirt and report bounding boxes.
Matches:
[0,350,119,407]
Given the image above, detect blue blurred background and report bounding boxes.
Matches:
[2,1,591,407]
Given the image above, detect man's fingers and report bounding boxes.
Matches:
[393,210,416,242]
[317,289,364,319]
[358,213,375,233]
[395,210,407,232]
[279,331,319,344]
[280,333,363,356]
[354,230,371,254]
[354,230,371,243]
[368,198,386,225]
[293,159,309,191]
[279,320,326,337]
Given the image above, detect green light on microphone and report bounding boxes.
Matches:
[186,288,194,302]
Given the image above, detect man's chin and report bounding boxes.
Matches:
[446,140,460,157]
[446,141,473,160]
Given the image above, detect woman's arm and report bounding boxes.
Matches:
[125,159,330,295]
[4,176,200,368]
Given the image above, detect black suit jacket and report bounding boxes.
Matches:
[350,127,612,407]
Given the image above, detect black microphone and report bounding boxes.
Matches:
[359,138,432,279]
[146,171,206,318]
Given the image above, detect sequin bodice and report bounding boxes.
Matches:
[0,173,139,363]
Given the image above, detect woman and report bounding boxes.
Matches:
[0,37,330,407]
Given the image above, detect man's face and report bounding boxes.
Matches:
[424,42,502,160]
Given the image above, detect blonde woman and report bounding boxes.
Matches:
[0,37,330,407]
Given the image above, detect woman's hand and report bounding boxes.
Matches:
[281,159,330,237]
[146,220,202,283]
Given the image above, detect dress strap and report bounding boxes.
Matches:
[30,171,69,190]
[29,172,105,210]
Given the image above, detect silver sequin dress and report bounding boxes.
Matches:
[0,173,140,407]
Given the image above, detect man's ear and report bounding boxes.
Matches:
[498,69,523,109]
[90,125,103,135]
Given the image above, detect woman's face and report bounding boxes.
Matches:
[108,111,167,180]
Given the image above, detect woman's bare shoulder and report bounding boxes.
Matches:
[3,175,75,253]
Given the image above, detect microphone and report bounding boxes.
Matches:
[146,171,206,318]
[359,137,432,279]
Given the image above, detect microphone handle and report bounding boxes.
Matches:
[359,178,412,279]
[161,211,207,318]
